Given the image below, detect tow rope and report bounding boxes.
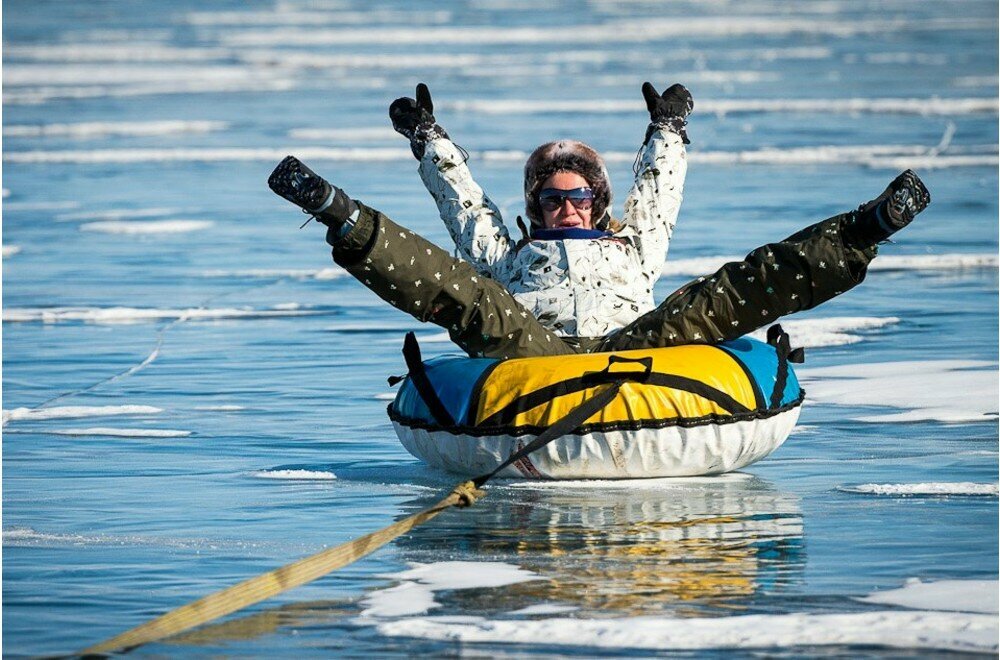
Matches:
[80,346,635,655]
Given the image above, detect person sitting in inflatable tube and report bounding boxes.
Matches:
[268,82,929,360]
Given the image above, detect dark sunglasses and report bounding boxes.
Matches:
[538,187,594,212]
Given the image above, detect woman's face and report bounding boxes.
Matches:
[539,171,594,230]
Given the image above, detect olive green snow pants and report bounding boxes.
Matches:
[331,202,878,359]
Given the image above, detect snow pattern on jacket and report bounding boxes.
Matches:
[418,129,687,337]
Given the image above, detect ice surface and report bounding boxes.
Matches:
[662,253,999,277]
[3,305,319,324]
[219,17,993,47]
[447,97,998,117]
[6,145,995,169]
[44,427,191,438]
[509,604,579,616]
[859,579,999,614]
[375,611,997,653]
[800,360,998,423]
[2,405,162,425]
[840,483,998,497]
[193,405,245,411]
[251,469,337,480]
[79,220,213,234]
[4,120,226,138]
[359,562,542,619]
[748,316,899,348]
[56,207,178,221]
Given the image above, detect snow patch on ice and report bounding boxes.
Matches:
[42,427,191,438]
[800,360,998,423]
[3,305,320,324]
[80,219,213,234]
[199,266,350,280]
[839,483,998,497]
[288,127,398,141]
[2,405,162,425]
[509,604,579,616]
[374,610,998,654]
[748,316,899,348]
[251,469,337,480]
[359,561,542,619]
[445,97,998,117]
[220,17,994,47]
[859,579,999,614]
[3,245,22,257]
[373,393,397,401]
[5,144,995,170]
[56,207,179,221]
[4,120,227,139]
[662,253,998,277]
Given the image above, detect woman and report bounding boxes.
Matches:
[268,83,929,359]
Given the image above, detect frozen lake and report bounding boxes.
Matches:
[3,0,998,656]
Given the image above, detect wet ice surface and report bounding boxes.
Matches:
[3,0,997,657]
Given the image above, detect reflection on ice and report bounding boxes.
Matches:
[389,474,804,616]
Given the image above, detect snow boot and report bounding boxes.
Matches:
[268,156,357,229]
[846,169,930,246]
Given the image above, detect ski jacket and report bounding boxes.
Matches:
[418,130,687,337]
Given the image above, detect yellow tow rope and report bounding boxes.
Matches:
[80,480,485,655]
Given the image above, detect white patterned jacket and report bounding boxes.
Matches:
[418,130,687,337]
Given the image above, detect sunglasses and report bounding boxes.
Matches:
[538,187,594,213]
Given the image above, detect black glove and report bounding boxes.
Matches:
[641,82,693,145]
[389,83,449,160]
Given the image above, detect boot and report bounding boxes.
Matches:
[268,156,357,228]
[846,169,931,246]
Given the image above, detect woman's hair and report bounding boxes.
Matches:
[523,140,614,229]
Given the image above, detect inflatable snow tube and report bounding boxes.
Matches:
[388,332,804,480]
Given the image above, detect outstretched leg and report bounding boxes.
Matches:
[601,171,929,351]
[269,156,575,360]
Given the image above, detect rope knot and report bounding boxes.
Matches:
[451,480,485,508]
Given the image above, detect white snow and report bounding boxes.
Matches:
[372,393,397,401]
[748,316,899,348]
[839,483,998,497]
[359,561,542,619]
[509,604,579,616]
[251,469,337,480]
[5,145,995,170]
[288,127,399,141]
[375,611,997,653]
[3,305,319,324]
[800,360,998,423]
[662,253,998,277]
[79,219,213,234]
[2,405,162,425]
[56,207,178,221]
[45,427,191,438]
[859,579,999,614]
[4,120,227,139]
[446,97,998,117]
[3,245,22,257]
[219,17,993,47]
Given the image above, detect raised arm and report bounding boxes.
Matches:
[621,83,693,284]
[390,84,514,277]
